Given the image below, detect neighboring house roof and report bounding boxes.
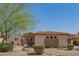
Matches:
[35,31,70,35]
[69,34,79,41]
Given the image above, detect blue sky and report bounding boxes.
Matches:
[29,4,79,33]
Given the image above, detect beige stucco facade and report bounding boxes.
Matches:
[57,35,69,46]
[35,34,69,47]
[35,35,45,46]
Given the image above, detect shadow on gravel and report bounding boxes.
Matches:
[27,53,38,55]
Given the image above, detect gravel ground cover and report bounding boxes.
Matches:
[0,46,79,56]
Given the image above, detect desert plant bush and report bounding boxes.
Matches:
[62,46,67,48]
[33,45,45,55]
[45,44,51,48]
[52,45,59,48]
[0,41,14,52]
[59,45,67,48]
[67,44,74,50]
[11,41,14,45]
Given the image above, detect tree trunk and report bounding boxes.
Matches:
[2,35,7,43]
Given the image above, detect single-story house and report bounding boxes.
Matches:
[34,31,73,47]
[2,31,73,47]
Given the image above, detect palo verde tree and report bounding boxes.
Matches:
[0,4,36,42]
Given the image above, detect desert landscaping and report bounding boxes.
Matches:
[0,46,79,56]
[0,3,79,56]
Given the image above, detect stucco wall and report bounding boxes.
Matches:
[35,35,45,46]
[35,34,69,46]
[58,35,68,46]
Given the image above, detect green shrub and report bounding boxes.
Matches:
[45,44,51,48]
[62,46,67,48]
[33,45,45,55]
[11,41,14,45]
[59,46,67,48]
[67,44,74,50]
[52,45,59,48]
[0,41,14,52]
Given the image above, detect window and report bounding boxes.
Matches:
[54,36,57,39]
[50,36,53,39]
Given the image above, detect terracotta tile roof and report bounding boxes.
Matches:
[35,31,69,35]
[69,35,79,40]
[73,36,79,39]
